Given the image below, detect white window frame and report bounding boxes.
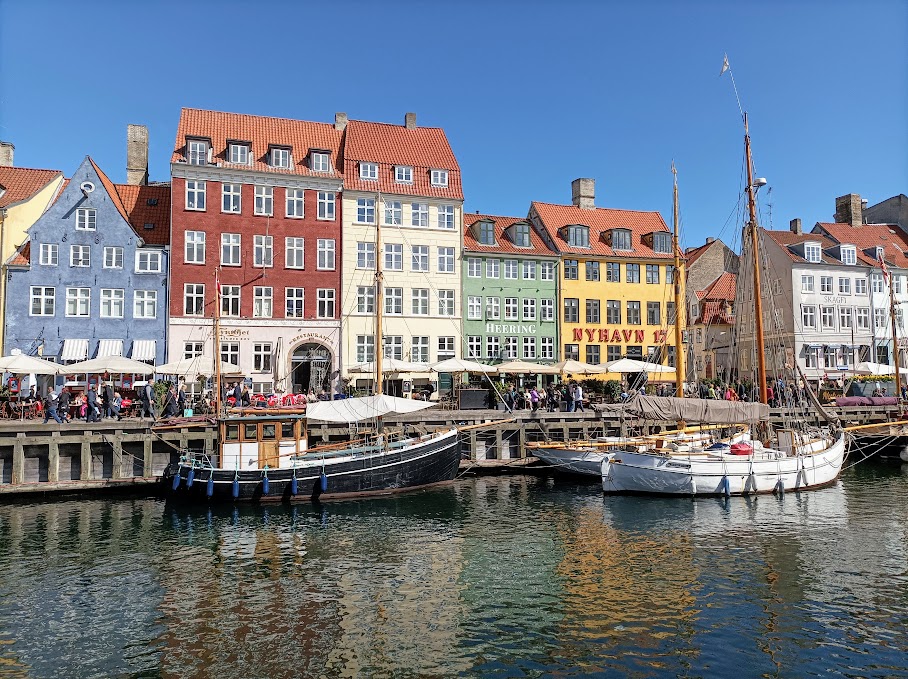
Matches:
[486,296,500,320]
[386,288,404,315]
[856,278,867,295]
[467,257,482,278]
[411,288,429,315]
[317,191,335,220]
[541,337,554,360]
[360,162,378,180]
[438,289,455,316]
[856,307,870,329]
[285,237,305,269]
[356,335,375,363]
[70,244,91,267]
[317,239,335,270]
[222,183,242,213]
[228,143,249,165]
[523,336,536,360]
[438,204,455,230]
[75,208,97,231]
[135,250,161,273]
[395,165,413,183]
[356,286,375,314]
[285,188,304,218]
[801,305,816,329]
[841,246,857,265]
[523,298,537,321]
[504,259,518,279]
[100,288,125,319]
[221,285,241,317]
[316,289,335,318]
[356,242,375,269]
[540,262,555,281]
[271,147,291,168]
[384,244,403,271]
[384,200,403,226]
[39,243,58,266]
[467,336,482,360]
[801,275,814,293]
[384,336,403,361]
[486,336,500,360]
[184,284,205,316]
[504,297,518,320]
[467,296,482,320]
[430,169,448,187]
[438,247,455,273]
[411,203,429,227]
[486,259,500,279]
[253,343,273,372]
[356,198,375,224]
[285,288,305,318]
[804,243,822,263]
[254,235,274,268]
[187,139,208,165]
[522,261,536,280]
[30,286,55,316]
[184,231,205,264]
[133,290,157,319]
[253,286,273,318]
[839,278,851,295]
[411,245,429,272]
[820,276,833,294]
[311,152,330,173]
[186,181,206,211]
[541,298,555,321]
[65,287,90,317]
[221,234,241,266]
[821,306,835,330]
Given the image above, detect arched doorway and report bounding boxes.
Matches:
[290,343,333,395]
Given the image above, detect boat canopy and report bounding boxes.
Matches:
[305,395,437,423]
[626,395,769,424]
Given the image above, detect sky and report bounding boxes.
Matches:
[1,0,906,252]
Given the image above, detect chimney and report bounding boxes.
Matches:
[790,218,802,235]
[405,112,417,130]
[334,112,347,131]
[125,124,148,186]
[705,237,715,244]
[0,141,14,167]
[834,193,862,227]
[571,178,595,210]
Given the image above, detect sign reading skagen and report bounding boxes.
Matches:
[485,323,537,335]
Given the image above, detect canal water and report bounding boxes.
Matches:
[0,463,906,678]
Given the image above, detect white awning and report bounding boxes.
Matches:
[131,340,156,361]
[61,339,89,362]
[97,339,123,358]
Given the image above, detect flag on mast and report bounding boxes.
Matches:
[720,54,729,76]
[878,247,890,284]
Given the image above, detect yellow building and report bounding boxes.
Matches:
[528,179,684,383]
[0,152,65,351]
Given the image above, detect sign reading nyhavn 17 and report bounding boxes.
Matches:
[570,328,668,343]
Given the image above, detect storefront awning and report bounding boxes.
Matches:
[97,339,123,358]
[61,339,88,362]
[131,340,156,362]
[825,344,842,350]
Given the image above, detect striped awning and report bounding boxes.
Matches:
[97,339,123,358]
[131,339,156,361]
[61,339,89,362]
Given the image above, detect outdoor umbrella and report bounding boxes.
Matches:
[494,360,560,375]
[348,358,433,373]
[551,359,603,375]
[0,354,62,375]
[156,356,241,377]
[431,358,497,373]
[64,355,156,375]
[852,361,908,375]
[604,358,675,374]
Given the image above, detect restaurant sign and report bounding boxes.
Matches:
[571,328,668,343]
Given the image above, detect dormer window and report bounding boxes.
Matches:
[565,225,590,248]
[840,245,856,265]
[395,166,413,183]
[430,169,449,187]
[804,242,822,263]
[610,228,632,251]
[512,223,531,247]
[360,162,378,181]
[271,147,291,168]
[310,151,330,172]
[652,232,672,254]
[478,221,496,245]
[228,143,249,165]
[875,247,885,263]
[187,139,209,165]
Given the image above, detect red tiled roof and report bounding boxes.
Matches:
[813,222,908,268]
[530,201,676,259]
[699,271,736,302]
[0,167,62,208]
[343,120,462,199]
[762,229,878,267]
[88,158,129,221]
[8,241,29,266]
[463,213,557,256]
[116,184,171,245]
[171,108,343,178]
[698,299,735,326]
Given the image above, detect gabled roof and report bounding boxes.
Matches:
[0,167,62,208]
[684,241,713,268]
[813,221,908,269]
[343,120,462,199]
[697,271,736,301]
[698,299,735,326]
[171,108,343,178]
[8,241,29,266]
[762,229,878,267]
[530,201,675,259]
[463,213,557,256]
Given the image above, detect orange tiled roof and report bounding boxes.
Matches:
[343,120,462,200]
[88,158,129,221]
[116,184,171,245]
[762,229,878,267]
[8,241,29,266]
[463,213,557,256]
[530,201,676,259]
[0,167,62,208]
[698,299,735,326]
[813,222,908,268]
[171,108,344,178]
[699,271,736,302]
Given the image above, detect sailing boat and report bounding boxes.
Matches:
[162,196,472,502]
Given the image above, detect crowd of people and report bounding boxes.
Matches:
[499,382,586,413]
[690,378,809,408]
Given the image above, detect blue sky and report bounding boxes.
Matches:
[1,0,905,251]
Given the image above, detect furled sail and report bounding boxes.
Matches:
[626,395,769,424]
[305,395,437,423]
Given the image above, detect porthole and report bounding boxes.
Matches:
[80,181,95,193]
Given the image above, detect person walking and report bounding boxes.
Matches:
[85,386,100,423]
[102,382,115,419]
[141,382,157,420]
[57,387,72,423]
[572,382,585,412]
[530,386,540,412]
[42,389,63,424]
[177,380,187,414]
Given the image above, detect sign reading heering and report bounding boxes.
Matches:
[485,323,537,334]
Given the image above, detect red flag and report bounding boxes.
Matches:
[878,248,890,284]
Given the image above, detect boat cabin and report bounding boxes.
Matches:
[219,412,308,471]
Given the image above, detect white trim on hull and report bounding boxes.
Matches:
[531,446,610,476]
[601,432,847,496]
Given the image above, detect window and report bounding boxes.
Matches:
[438,337,456,360]
[360,162,378,180]
[254,235,273,268]
[541,298,554,321]
[411,336,430,363]
[895,276,904,294]
[467,336,482,359]
[187,139,208,165]
[384,200,403,225]
[356,198,375,224]
[513,223,531,247]
[841,245,856,265]
[438,290,455,316]
[30,286,54,316]
[65,287,90,317]
[386,287,404,314]
[468,296,482,320]
[646,265,660,284]
[523,298,536,320]
[871,274,884,293]
[253,287,273,318]
[39,243,58,266]
[220,342,239,367]
[486,297,500,320]
[607,300,621,324]
[627,301,641,325]
[310,192,333,222]
[285,237,305,268]
[135,251,161,273]
[586,299,600,324]
[438,247,455,273]
[564,259,578,280]
[253,343,272,372]
[667,302,676,324]
[505,297,518,320]
[317,239,335,270]
[437,204,455,230]
[607,345,622,362]
[356,242,375,269]
[70,245,90,267]
[626,263,640,283]
[805,346,818,369]
[285,188,304,217]
[411,245,429,272]
[254,186,273,216]
[356,336,375,363]
[228,143,249,164]
[856,307,870,329]
[605,262,620,282]
[839,278,851,295]
[611,229,632,250]
[486,259,500,278]
[523,337,537,360]
[856,278,867,295]
[316,289,335,318]
[467,258,482,278]
[839,307,852,329]
[271,148,290,168]
[652,232,672,254]
[221,285,240,317]
[356,286,375,314]
[820,276,833,293]
[134,290,156,319]
[221,234,241,266]
[411,289,428,315]
[100,289,124,318]
[504,259,518,279]
[184,232,205,264]
[540,262,555,280]
[564,344,580,361]
[302,149,328,173]
[222,183,241,213]
[504,337,517,359]
[801,305,816,329]
[184,342,204,359]
[564,298,579,323]
[394,165,413,183]
[184,284,205,316]
[431,169,448,187]
[567,225,589,248]
[586,261,600,281]
[186,181,206,210]
[801,275,814,293]
[486,336,501,360]
[824,347,837,369]
[541,337,554,360]
[647,301,661,325]
[478,221,495,244]
[411,203,429,227]
[385,244,403,270]
[522,261,536,280]
[875,308,887,330]
[821,306,835,329]
[286,288,305,318]
[804,243,822,263]
[586,345,600,365]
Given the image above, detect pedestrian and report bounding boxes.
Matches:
[111,391,123,421]
[85,386,100,423]
[141,382,157,420]
[57,387,72,423]
[42,389,63,424]
[573,382,585,412]
[530,385,540,412]
[102,381,115,419]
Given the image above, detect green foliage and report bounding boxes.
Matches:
[602,380,621,402]
[154,380,171,413]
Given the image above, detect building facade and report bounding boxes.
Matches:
[689,271,736,380]
[4,156,170,375]
[168,109,344,395]
[462,214,559,366]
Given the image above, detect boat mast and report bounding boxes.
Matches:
[214,269,222,414]
[374,192,384,397]
[672,162,685,399]
[744,113,769,404]
[887,260,902,397]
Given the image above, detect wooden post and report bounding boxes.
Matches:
[48,433,60,483]
[495,429,504,461]
[112,433,124,480]
[80,434,92,481]
[12,433,25,485]
[469,432,478,461]
[143,435,153,478]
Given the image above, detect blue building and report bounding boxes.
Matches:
[4,156,170,378]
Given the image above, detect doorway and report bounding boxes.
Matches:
[290,343,332,395]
